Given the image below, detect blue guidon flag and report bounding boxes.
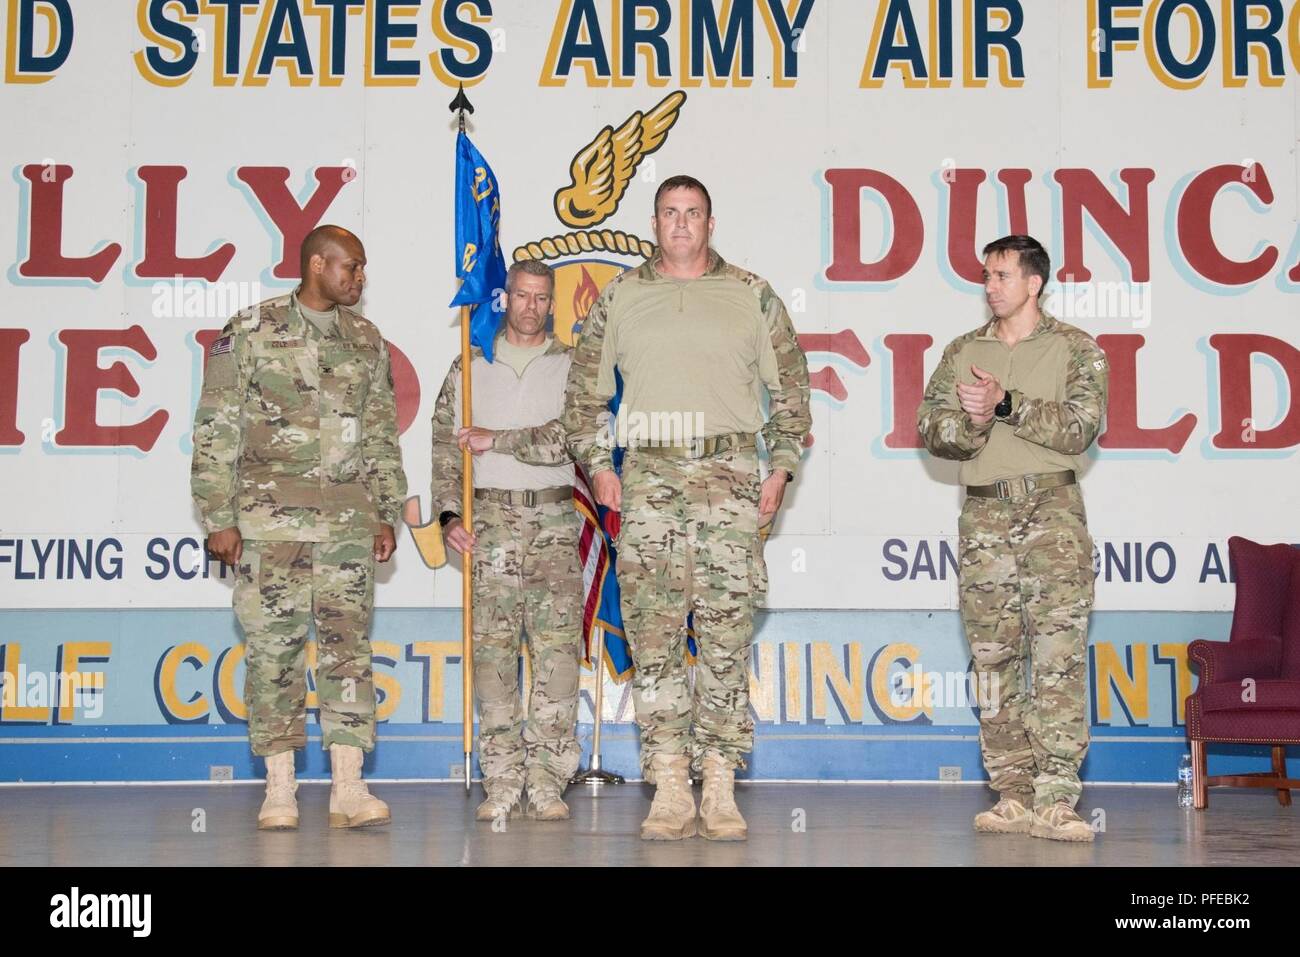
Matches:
[448,130,508,362]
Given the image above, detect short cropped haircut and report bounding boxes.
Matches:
[982,235,1050,296]
[654,175,712,218]
[505,258,555,293]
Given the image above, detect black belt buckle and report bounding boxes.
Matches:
[520,490,537,507]
[995,479,1011,499]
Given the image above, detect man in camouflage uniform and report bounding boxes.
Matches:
[192,225,407,831]
[431,260,584,823]
[564,175,811,841]
[917,235,1108,842]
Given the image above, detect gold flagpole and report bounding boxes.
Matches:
[459,301,474,793]
[451,84,476,794]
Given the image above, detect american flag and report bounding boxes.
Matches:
[573,463,633,681]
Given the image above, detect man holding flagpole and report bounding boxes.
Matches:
[444,116,585,821]
[564,175,811,841]
[432,259,585,823]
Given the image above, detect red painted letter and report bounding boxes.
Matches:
[133,166,237,281]
[1097,335,1196,453]
[387,340,420,436]
[883,334,930,449]
[1176,164,1277,286]
[236,167,354,279]
[945,169,1033,284]
[944,169,989,285]
[56,327,168,451]
[1054,168,1154,282]
[0,330,29,445]
[17,165,122,282]
[824,169,923,283]
[1209,334,1300,450]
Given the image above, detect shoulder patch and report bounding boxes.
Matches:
[209,335,233,357]
[1093,358,1107,371]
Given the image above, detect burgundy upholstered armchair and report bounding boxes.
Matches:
[1185,537,1300,809]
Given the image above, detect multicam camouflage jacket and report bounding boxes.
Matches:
[916,311,1109,485]
[563,250,811,477]
[191,293,407,542]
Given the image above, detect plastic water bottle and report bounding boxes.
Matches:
[1177,754,1194,808]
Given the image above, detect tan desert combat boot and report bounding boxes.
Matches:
[328,743,390,828]
[257,749,299,830]
[525,780,571,821]
[698,752,747,841]
[639,753,696,840]
[1030,801,1096,842]
[475,779,523,822]
[973,795,1032,834]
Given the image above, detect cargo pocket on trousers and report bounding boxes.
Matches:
[1050,527,1094,612]
[749,535,769,606]
[1079,531,1097,608]
[233,547,263,633]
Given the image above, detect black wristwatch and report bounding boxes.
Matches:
[439,511,460,529]
[994,390,1013,419]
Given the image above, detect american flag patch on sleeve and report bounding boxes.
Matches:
[209,335,233,357]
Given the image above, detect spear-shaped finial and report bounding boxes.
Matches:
[448,83,474,133]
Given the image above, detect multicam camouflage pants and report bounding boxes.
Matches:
[617,446,766,774]
[470,498,583,790]
[234,538,376,757]
[958,484,1095,809]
